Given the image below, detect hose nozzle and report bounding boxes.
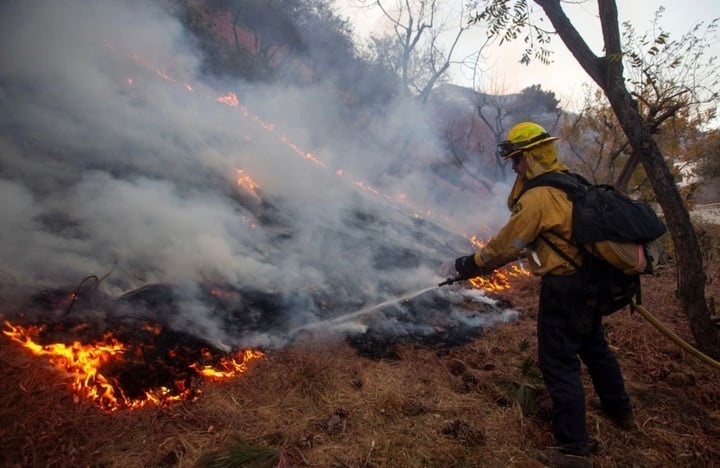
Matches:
[438,275,465,287]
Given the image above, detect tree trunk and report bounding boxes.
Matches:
[535,0,720,358]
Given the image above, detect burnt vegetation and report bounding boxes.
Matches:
[2,223,719,466]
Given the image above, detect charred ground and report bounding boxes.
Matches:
[1,220,719,467]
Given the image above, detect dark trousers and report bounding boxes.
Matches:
[538,275,631,455]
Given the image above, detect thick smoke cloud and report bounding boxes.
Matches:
[0,0,512,347]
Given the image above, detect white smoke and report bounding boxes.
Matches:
[0,0,512,347]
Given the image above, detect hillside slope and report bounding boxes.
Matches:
[1,222,719,467]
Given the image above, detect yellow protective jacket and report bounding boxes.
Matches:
[473,142,583,276]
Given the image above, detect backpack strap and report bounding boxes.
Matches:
[537,232,582,271]
[513,171,590,206]
[517,171,588,271]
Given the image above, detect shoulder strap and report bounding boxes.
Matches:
[513,171,589,205]
[537,233,582,270]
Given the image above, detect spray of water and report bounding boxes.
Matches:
[289,285,439,337]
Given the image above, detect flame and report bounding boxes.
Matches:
[190,349,263,379]
[155,68,174,81]
[236,169,261,199]
[3,320,263,412]
[241,215,257,228]
[469,262,530,292]
[467,235,486,250]
[209,288,236,299]
[3,321,127,409]
[353,180,382,197]
[216,91,239,107]
[460,234,532,292]
[469,270,510,292]
[143,322,162,335]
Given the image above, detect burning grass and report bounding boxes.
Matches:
[2,319,264,412]
[2,224,720,467]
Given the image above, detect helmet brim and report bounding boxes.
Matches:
[500,136,558,159]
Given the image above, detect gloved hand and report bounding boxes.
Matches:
[455,254,484,279]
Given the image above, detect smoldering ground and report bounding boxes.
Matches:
[0,0,515,349]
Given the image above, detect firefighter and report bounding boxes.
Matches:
[453,122,636,466]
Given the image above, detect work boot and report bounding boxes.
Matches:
[537,447,592,468]
[589,396,637,430]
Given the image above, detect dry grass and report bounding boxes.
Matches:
[2,223,720,468]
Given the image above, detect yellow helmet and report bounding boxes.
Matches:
[498,122,558,159]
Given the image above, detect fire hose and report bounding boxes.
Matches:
[632,301,720,371]
[438,276,720,371]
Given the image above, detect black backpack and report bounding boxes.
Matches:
[518,171,667,316]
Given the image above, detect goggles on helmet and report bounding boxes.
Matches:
[498,132,553,159]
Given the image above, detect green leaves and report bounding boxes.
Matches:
[469,0,552,66]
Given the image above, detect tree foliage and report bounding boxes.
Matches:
[517,84,560,116]
[468,0,552,65]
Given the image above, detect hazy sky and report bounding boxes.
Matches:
[335,0,720,109]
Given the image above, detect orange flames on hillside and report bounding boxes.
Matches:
[2,321,263,412]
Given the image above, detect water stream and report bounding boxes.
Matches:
[289,285,439,336]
